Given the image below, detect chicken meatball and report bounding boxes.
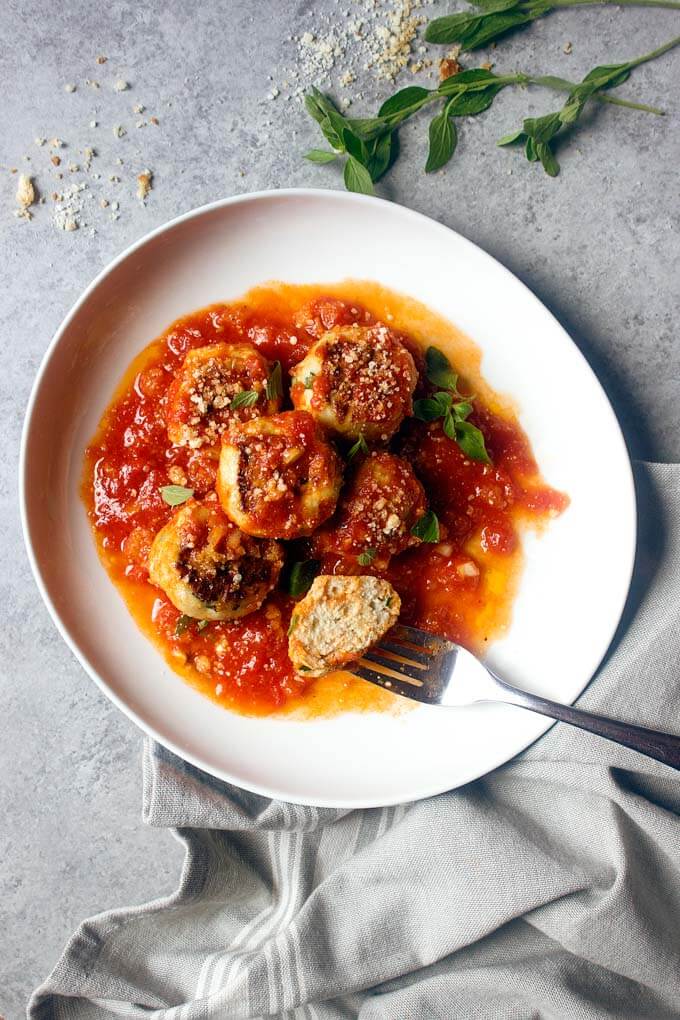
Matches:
[217,410,342,539]
[289,324,417,442]
[313,452,428,566]
[166,342,281,449]
[288,575,401,677]
[148,498,283,621]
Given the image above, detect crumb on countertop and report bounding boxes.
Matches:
[137,168,153,201]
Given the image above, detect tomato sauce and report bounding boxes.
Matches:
[83,282,567,717]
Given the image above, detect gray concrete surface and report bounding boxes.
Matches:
[1,0,678,1014]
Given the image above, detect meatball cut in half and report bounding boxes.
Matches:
[289,324,417,442]
[217,410,343,539]
[148,499,283,621]
[288,575,401,678]
[166,342,281,449]
[314,452,428,565]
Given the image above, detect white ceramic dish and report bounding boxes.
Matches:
[20,189,636,808]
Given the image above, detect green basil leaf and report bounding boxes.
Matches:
[583,63,631,90]
[266,361,283,401]
[497,129,526,146]
[366,131,399,182]
[432,390,453,413]
[411,510,440,543]
[459,11,537,50]
[288,560,321,597]
[379,85,430,119]
[358,548,377,566]
[304,91,327,126]
[160,484,195,507]
[175,614,192,636]
[304,149,339,164]
[413,397,444,422]
[443,411,456,440]
[453,400,473,421]
[343,127,369,164]
[425,11,483,45]
[344,155,375,195]
[454,420,491,462]
[425,109,457,173]
[230,389,260,410]
[469,0,522,11]
[525,136,539,162]
[306,89,345,150]
[347,434,369,459]
[523,112,561,143]
[445,87,500,117]
[558,96,585,126]
[425,346,459,391]
[536,141,560,177]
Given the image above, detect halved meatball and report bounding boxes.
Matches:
[216,410,342,539]
[289,324,417,442]
[166,342,281,449]
[288,574,401,677]
[148,498,283,621]
[313,452,428,565]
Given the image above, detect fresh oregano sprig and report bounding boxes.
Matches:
[413,347,491,463]
[304,36,676,189]
[426,0,680,51]
[497,35,680,175]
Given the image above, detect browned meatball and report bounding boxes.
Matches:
[289,324,417,442]
[148,498,283,620]
[217,410,343,540]
[165,342,281,449]
[313,452,428,566]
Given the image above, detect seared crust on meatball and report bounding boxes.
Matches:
[314,452,427,564]
[216,410,343,539]
[166,343,281,449]
[288,575,401,677]
[289,324,417,442]
[148,499,283,620]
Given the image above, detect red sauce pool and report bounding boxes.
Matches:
[83,282,567,717]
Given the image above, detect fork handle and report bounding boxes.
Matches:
[492,677,680,771]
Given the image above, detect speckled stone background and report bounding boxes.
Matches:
[1,0,678,1013]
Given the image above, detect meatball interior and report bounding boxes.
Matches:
[148,498,283,621]
[288,574,401,677]
[217,410,342,539]
[166,342,281,449]
[289,324,417,442]
[313,452,428,565]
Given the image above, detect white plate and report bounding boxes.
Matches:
[20,189,636,808]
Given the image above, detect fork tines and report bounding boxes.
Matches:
[351,624,447,704]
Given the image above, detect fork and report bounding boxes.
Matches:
[352,624,680,771]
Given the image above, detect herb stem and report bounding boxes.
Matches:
[526,74,665,114]
[624,33,680,68]
[595,94,665,115]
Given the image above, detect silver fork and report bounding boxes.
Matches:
[353,624,680,771]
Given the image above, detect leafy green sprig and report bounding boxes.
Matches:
[413,348,490,463]
[304,36,677,188]
[497,35,680,175]
[426,0,680,51]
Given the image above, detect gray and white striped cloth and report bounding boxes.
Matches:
[30,463,680,1019]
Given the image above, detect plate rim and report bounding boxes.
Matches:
[19,187,637,807]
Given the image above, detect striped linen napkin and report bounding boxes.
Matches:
[30,463,680,1019]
